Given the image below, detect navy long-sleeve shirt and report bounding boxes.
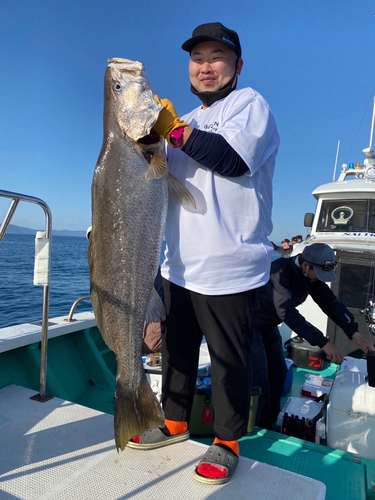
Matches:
[254,256,358,347]
[182,128,248,177]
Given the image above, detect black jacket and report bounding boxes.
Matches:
[254,256,358,347]
[271,242,293,258]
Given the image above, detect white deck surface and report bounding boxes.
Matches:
[0,385,326,499]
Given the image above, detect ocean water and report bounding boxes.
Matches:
[0,234,91,329]
[0,234,280,329]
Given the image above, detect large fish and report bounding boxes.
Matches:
[88,58,193,451]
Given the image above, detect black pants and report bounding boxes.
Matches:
[161,278,256,441]
[252,326,287,429]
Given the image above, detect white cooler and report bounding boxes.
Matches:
[326,369,375,459]
[340,356,367,374]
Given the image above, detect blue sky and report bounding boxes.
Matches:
[1,1,374,241]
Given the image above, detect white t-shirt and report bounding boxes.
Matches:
[161,87,280,295]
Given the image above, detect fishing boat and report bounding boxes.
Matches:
[2,104,375,499]
[284,98,375,358]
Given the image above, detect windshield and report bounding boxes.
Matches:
[316,199,375,233]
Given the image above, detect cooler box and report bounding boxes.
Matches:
[301,374,333,400]
[143,341,211,405]
[340,356,367,373]
[285,337,326,371]
[189,378,262,437]
[327,369,375,460]
[144,367,162,403]
[247,386,262,434]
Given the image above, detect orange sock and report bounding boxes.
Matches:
[213,438,239,456]
[165,419,188,436]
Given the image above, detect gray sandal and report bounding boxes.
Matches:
[193,444,239,485]
[127,428,190,450]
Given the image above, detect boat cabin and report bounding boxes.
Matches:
[301,159,375,356]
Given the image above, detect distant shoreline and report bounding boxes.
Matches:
[6,224,86,238]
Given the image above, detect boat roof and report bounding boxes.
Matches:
[312,166,375,199]
[312,179,375,198]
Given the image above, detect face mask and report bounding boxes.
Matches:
[190,61,238,107]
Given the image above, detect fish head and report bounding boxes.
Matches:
[105,58,163,142]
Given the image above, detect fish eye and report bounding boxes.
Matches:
[114,83,121,90]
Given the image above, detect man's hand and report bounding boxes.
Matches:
[152,96,188,146]
[322,341,345,364]
[352,331,375,354]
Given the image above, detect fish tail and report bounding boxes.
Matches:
[114,378,165,452]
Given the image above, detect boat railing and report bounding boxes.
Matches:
[0,189,52,402]
[64,295,92,322]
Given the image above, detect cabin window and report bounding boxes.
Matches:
[339,262,373,310]
[316,200,369,232]
[369,199,375,232]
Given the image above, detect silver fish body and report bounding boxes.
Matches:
[88,59,167,451]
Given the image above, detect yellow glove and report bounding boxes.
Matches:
[153,96,188,146]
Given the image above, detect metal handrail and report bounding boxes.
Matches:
[0,189,52,401]
[64,295,92,322]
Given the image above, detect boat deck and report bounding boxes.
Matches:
[0,385,327,500]
[1,324,374,498]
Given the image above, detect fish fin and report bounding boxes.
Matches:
[114,377,165,451]
[144,154,167,180]
[167,173,197,208]
[145,288,166,323]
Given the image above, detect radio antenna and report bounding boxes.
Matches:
[333,140,340,182]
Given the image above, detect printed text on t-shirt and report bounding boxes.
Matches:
[203,121,219,132]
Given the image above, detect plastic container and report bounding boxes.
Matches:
[277,397,325,442]
[145,353,162,368]
[327,370,375,459]
[301,374,333,400]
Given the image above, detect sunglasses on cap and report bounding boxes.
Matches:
[308,260,338,271]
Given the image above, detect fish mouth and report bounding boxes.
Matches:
[137,131,161,145]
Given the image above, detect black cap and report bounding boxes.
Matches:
[182,22,241,58]
[281,239,290,243]
[301,243,337,283]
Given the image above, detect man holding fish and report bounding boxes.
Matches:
[127,22,280,484]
